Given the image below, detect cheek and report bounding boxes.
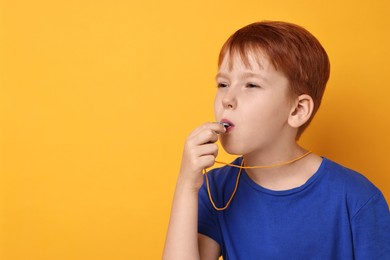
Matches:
[239,99,267,122]
[213,95,222,118]
[239,101,282,134]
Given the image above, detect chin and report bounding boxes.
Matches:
[220,141,246,156]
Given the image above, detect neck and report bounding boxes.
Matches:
[243,143,305,168]
[242,145,321,191]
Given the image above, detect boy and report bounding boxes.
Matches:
[163,21,390,259]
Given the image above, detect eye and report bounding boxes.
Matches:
[246,82,260,88]
[217,82,228,88]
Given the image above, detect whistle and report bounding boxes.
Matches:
[219,122,231,128]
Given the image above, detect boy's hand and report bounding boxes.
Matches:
[178,122,226,192]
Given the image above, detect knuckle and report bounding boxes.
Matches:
[212,133,218,140]
[185,136,192,145]
[190,157,199,166]
[186,137,195,147]
[188,148,197,158]
[205,129,214,138]
[204,156,215,167]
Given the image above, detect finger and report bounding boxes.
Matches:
[208,122,227,134]
[194,128,219,145]
[187,123,211,138]
[196,143,219,158]
[188,122,226,139]
[198,155,216,169]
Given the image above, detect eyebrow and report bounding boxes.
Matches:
[215,72,229,80]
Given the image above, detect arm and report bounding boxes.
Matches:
[199,234,221,260]
[162,123,225,260]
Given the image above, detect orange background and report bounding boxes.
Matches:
[1,0,389,259]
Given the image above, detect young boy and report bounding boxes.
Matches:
[163,21,390,259]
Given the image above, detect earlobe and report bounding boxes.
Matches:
[288,94,314,128]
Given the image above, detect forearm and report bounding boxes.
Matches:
[163,123,225,260]
[163,178,200,260]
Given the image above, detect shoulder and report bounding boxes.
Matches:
[322,158,384,216]
[323,158,379,193]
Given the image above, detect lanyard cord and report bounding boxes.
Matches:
[204,159,244,211]
[203,151,312,211]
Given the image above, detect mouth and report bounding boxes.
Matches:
[220,119,234,132]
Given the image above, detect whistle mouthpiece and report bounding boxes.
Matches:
[220,122,231,128]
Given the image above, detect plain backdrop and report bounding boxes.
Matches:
[1,0,389,259]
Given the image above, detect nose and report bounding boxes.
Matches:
[222,89,237,110]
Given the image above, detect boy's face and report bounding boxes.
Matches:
[214,51,296,156]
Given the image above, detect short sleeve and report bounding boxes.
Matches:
[198,175,222,246]
[351,192,390,259]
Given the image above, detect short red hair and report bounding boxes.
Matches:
[218,21,330,138]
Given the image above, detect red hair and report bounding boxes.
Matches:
[218,21,330,138]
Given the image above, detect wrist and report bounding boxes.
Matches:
[176,173,203,194]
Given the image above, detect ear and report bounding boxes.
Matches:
[288,94,314,128]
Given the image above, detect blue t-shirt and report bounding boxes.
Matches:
[198,157,390,259]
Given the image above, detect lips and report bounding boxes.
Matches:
[220,118,234,133]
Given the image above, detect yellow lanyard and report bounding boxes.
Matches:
[203,151,312,211]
